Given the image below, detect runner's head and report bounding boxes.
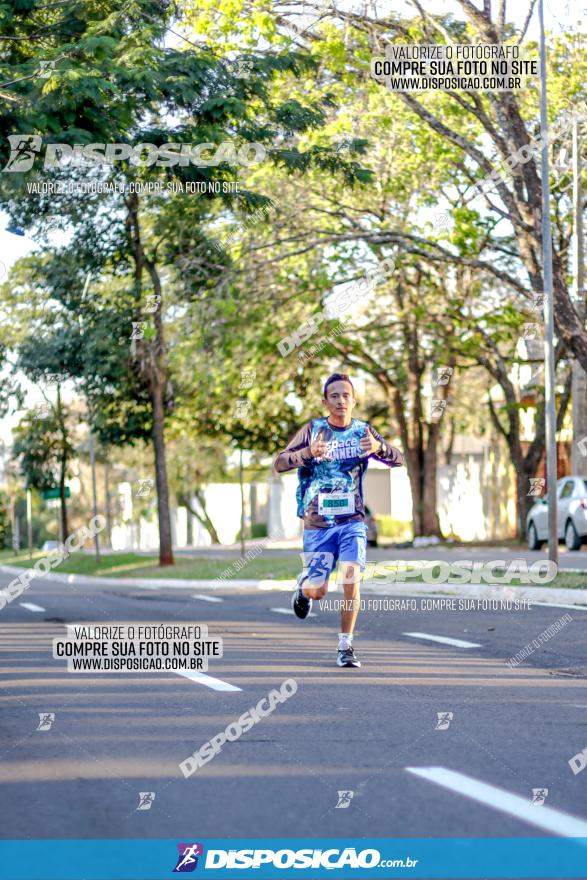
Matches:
[323,373,355,424]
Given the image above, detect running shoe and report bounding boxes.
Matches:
[337,646,361,668]
[291,578,312,619]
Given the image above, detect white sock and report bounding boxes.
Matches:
[338,632,353,651]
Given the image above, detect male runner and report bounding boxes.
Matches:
[273,373,404,668]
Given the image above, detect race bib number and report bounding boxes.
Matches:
[318,491,355,516]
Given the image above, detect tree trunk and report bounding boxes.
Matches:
[516,459,536,541]
[151,378,174,566]
[126,192,174,567]
[179,489,221,544]
[407,458,423,537]
[422,425,442,535]
[104,461,112,548]
[56,386,69,541]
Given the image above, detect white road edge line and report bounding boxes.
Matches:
[270,607,316,618]
[403,631,481,648]
[19,602,45,612]
[192,594,224,603]
[406,766,587,837]
[530,601,587,612]
[174,670,241,692]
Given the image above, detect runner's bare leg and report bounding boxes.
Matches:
[340,562,361,635]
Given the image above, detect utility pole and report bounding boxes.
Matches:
[26,489,33,559]
[88,428,101,562]
[239,449,246,558]
[538,0,558,565]
[571,117,587,476]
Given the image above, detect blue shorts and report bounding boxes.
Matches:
[302,521,367,583]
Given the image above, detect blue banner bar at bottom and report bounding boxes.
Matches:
[1,837,586,879]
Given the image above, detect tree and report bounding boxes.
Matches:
[1,0,367,564]
[182,1,585,537]
[166,432,227,544]
[12,392,75,541]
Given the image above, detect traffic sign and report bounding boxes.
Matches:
[42,487,70,500]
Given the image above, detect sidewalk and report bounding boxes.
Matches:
[2,564,586,606]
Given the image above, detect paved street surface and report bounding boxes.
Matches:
[1,568,587,853]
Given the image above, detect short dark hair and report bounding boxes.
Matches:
[323,373,354,399]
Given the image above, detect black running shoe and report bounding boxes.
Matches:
[291,582,312,620]
[337,646,361,668]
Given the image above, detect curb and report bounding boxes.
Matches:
[2,565,587,605]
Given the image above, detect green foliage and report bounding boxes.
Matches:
[374,516,412,541]
[250,522,267,538]
[12,410,74,491]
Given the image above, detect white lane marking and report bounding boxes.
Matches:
[530,601,587,611]
[271,607,316,618]
[192,594,224,603]
[174,670,241,692]
[406,766,587,837]
[403,631,481,648]
[19,602,45,612]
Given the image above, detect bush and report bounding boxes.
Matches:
[375,516,412,541]
[251,522,268,539]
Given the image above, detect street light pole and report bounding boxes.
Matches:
[538,0,558,565]
[88,428,101,563]
[26,488,33,559]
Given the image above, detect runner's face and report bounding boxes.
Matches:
[323,381,355,423]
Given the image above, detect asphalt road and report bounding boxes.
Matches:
[1,569,587,871]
